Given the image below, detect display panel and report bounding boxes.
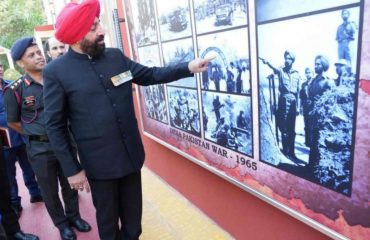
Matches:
[124,0,370,239]
[257,6,360,196]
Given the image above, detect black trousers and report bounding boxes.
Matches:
[89,172,142,240]
[26,140,80,229]
[0,141,21,235]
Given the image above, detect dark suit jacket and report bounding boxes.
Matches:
[43,48,192,179]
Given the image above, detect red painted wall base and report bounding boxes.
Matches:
[134,96,330,240]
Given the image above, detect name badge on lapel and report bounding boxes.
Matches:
[111,70,133,86]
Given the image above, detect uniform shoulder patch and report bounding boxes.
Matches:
[5,78,24,92]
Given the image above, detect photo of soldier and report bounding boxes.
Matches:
[202,91,252,156]
[257,4,361,195]
[260,50,301,159]
[336,9,357,65]
[194,0,248,35]
[334,59,356,87]
[299,67,314,147]
[307,55,336,173]
[168,87,200,136]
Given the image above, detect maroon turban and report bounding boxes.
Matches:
[55,0,100,45]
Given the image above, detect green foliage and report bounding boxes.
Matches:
[0,0,46,49]
[4,68,22,81]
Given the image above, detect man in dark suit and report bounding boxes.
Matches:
[0,139,39,240]
[42,1,211,239]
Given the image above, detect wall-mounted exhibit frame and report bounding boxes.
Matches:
[122,0,370,239]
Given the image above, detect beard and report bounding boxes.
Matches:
[80,35,105,57]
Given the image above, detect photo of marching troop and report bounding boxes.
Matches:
[129,0,158,46]
[198,28,251,94]
[194,0,248,35]
[257,1,361,195]
[167,87,201,136]
[202,92,252,156]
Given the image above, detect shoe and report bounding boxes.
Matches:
[70,218,91,232]
[30,195,43,203]
[59,227,76,240]
[8,231,39,240]
[11,204,23,219]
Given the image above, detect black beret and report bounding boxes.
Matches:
[11,37,37,61]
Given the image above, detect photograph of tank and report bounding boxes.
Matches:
[194,0,248,34]
[257,2,361,195]
[129,0,158,46]
[202,91,252,156]
[156,0,192,42]
[162,38,196,88]
[198,28,250,94]
[167,86,201,136]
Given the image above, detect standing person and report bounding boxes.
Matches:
[307,55,336,173]
[212,64,222,91]
[45,37,67,62]
[0,63,42,217]
[260,50,301,159]
[212,96,223,123]
[336,9,357,64]
[225,66,235,93]
[236,110,247,129]
[240,62,250,94]
[0,138,39,240]
[334,59,356,87]
[236,65,243,94]
[4,37,91,240]
[42,1,210,240]
[299,67,314,147]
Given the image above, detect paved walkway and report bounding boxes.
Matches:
[16,166,233,239]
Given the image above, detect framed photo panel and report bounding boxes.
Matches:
[124,0,370,239]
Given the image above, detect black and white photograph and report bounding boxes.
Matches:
[138,44,161,66]
[257,4,362,195]
[256,0,360,23]
[194,0,248,35]
[143,85,168,123]
[129,0,158,46]
[202,91,252,156]
[138,45,168,123]
[198,28,251,94]
[168,86,201,136]
[156,0,192,42]
[162,38,196,88]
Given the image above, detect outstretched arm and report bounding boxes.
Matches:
[259,57,279,74]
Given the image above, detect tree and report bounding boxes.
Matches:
[0,0,45,70]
